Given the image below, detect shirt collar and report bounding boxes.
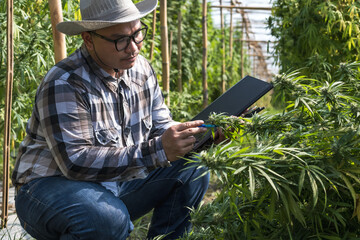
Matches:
[80,44,132,92]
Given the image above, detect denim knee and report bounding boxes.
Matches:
[76,200,134,240]
[15,177,134,240]
[190,167,210,201]
[184,160,210,192]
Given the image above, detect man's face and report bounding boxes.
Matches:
[83,20,144,74]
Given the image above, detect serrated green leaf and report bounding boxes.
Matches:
[249,166,255,199]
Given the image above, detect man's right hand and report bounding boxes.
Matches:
[161,120,207,162]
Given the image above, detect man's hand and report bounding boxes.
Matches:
[162,120,207,162]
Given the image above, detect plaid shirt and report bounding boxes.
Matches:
[12,45,176,195]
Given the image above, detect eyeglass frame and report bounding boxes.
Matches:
[90,21,148,52]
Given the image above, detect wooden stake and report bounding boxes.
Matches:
[202,0,208,108]
[253,48,256,77]
[2,0,14,229]
[177,7,183,93]
[150,10,156,61]
[229,7,234,60]
[160,0,170,105]
[241,11,245,78]
[48,0,66,63]
[169,31,173,60]
[220,0,226,93]
[229,4,234,83]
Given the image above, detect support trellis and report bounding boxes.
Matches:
[210,3,273,82]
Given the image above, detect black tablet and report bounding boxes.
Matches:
[192,75,273,151]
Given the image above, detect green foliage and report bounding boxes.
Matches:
[0,0,82,176]
[182,63,360,239]
[269,0,360,75]
[168,89,202,122]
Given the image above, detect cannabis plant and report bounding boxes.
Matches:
[269,0,360,74]
[183,63,360,239]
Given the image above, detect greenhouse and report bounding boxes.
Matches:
[1,0,360,239]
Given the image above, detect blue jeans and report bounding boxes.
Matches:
[15,158,209,240]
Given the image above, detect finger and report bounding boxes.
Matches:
[176,120,204,131]
[182,138,197,153]
[178,135,197,148]
[169,137,196,159]
[179,126,208,140]
[184,135,197,144]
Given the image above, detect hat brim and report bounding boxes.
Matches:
[57,0,157,35]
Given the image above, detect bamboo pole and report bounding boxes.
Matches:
[2,0,14,229]
[228,3,234,83]
[48,0,66,63]
[177,7,183,93]
[169,31,173,60]
[229,7,234,60]
[202,0,208,108]
[150,10,156,61]
[220,0,226,93]
[160,0,170,105]
[241,9,251,78]
[240,12,245,78]
[252,49,256,77]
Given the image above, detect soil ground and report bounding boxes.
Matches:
[0,187,33,239]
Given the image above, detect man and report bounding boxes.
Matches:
[11,0,213,239]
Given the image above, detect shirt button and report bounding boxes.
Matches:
[124,127,131,135]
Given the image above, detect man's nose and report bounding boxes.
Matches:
[125,38,138,53]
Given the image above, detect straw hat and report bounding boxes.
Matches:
[57,0,158,35]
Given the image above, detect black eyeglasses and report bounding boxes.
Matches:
[90,22,148,52]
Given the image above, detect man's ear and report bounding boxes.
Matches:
[81,32,94,51]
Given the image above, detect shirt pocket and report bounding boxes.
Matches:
[94,127,121,147]
[140,115,152,140]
